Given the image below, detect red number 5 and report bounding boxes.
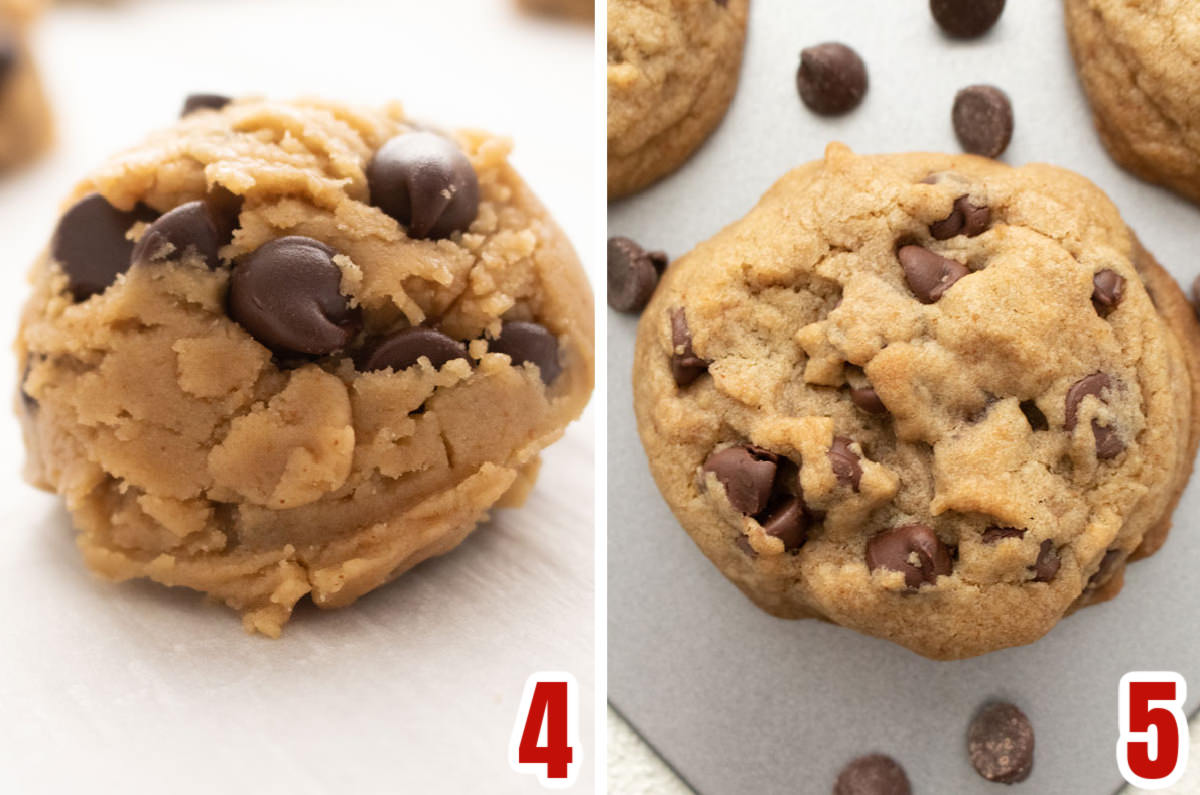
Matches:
[1117,671,1188,789]
[510,672,579,788]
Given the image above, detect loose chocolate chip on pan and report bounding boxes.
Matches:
[607,236,663,313]
[669,308,709,386]
[131,201,227,269]
[982,525,1025,543]
[796,43,868,116]
[1091,269,1125,317]
[849,385,888,415]
[967,702,1034,783]
[952,85,1013,158]
[53,193,158,302]
[703,445,777,516]
[368,132,480,240]
[929,195,990,239]
[490,321,562,384]
[1064,372,1112,430]
[828,436,863,491]
[1019,399,1049,431]
[181,93,231,116]
[358,327,468,373]
[1031,540,1060,582]
[761,497,808,552]
[834,754,911,795]
[866,524,953,588]
[228,236,362,356]
[930,0,1006,38]
[898,245,970,303]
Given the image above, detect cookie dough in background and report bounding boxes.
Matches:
[517,0,593,22]
[607,0,749,199]
[18,98,594,637]
[0,0,51,169]
[609,1,1200,792]
[1065,0,1200,204]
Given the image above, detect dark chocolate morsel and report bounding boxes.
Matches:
[829,436,863,491]
[849,385,888,415]
[834,754,911,795]
[131,201,227,269]
[1019,399,1048,431]
[702,445,777,516]
[1091,269,1125,317]
[228,236,362,356]
[1064,372,1112,430]
[967,702,1034,784]
[607,236,661,313]
[358,327,468,372]
[367,132,480,240]
[796,42,868,116]
[866,524,953,588]
[761,497,808,552]
[670,308,709,386]
[53,193,158,302]
[181,94,232,116]
[898,245,970,303]
[930,195,990,239]
[982,526,1025,543]
[953,85,1014,158]
[931,0,1006,38]
[490,321,562,384]
[1031,539,1060,582]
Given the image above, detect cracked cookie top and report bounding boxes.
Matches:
[633,143,1200,659]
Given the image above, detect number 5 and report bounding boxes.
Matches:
[1117,671,1189,789]
[509,672,580,788]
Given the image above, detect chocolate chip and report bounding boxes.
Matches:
[1019,399,1048,431]
[228,236,361,356]
[761,497,808,551]
[1091,269,1125,317]
[0,28,18,88]
[866,524,953,588]
[358,327,467,372]
[929,195,991,240]
[1089,549,1122,587]
[898,245,970,303]
[734,535,757,557]
[829,436,863,491]
[1032,540,1060,582]
[982,526,1025,543]
[967,702,1034,784]
[834,754,911,795]
[796,43,868,116]
[953,85,1014,158]
[607,236,662,313]
[670,308,709,387]
[1093,424,1125,459]
[850,385,888,415]
[19,357,36,411]
[131,201,228,269]
[181,93,231,116]
[703,445,777,516]
[490,321,561,384]
[53,193,158,302]
[367,132,479,240]
[1064,372,1112,430]
[931,0,1005,38]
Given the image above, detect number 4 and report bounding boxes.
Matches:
[509,672,580,788]
[1117,671,1189,790]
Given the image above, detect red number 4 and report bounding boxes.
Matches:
[510,672,579,788]
[1117,671,1189,790]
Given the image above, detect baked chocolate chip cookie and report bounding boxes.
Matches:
[1065,0,1200,203]
[17,98,594,636]
[633,143,1200,660]
[607,0,749,199]
[0,0,51,169]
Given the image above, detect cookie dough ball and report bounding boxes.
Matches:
[1065,0,1200,203]
[518,0,593,22]
[633,143,1200,659]
[607,0,749,199]
[0,0,51,169]
[17,98,594,636]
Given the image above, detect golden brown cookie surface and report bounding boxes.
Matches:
[633,144,1200,659]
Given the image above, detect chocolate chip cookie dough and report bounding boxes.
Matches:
[1065,0,1200,203]
[633,144,1200,660]
[17,98,594,636]
[607,0,749,199]
[0,0,52,169]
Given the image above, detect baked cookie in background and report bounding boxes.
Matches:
[0,0,52,169]
[16,98,594,636]
[607,0,749,199]
[632,143,1200,660]
[1065,0,1200,203]
[517,0,593,22]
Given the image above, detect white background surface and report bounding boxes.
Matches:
[0,1,596,793]
[608,1,1200,793]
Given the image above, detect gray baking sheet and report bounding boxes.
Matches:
[607,1,1200,793]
